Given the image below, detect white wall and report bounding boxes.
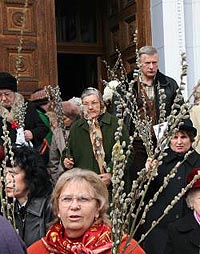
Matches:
[150,0,200,100]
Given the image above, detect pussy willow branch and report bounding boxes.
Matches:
[102,49,198,254]
[1,112,16,228]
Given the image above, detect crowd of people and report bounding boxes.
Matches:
[0,44,200,253]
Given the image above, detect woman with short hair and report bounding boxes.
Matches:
[27,168,145,254]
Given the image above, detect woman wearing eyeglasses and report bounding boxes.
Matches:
[62,87,133,198]
[27,168,144,254]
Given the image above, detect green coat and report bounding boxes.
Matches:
[63,112,134,193]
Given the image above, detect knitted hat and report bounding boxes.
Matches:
[186,168,200,190]
[30,88,49,106]
[179,118,197,137]
[0,72,17,92]
[62,100,81,120]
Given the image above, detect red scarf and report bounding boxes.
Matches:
[42,222,112,254]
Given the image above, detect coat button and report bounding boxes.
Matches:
[177,176,181,180]
[175,214,179,219]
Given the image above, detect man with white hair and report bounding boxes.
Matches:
[105,46,183,182]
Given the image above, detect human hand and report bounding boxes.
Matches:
[99,173,112,187]
[145,157,158,177]
[63,157,74,169]
[24,130,33,141]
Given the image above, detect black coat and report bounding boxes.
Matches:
[142,148,200,254]
[164,210,200,254]
[0,100,49,149]
[15,195,54,247]
[123,70,181,134]
[111,70,183,181]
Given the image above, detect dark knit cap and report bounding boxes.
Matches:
[179,118,197,137]
[0,72,17,92]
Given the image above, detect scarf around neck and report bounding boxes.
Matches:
[0,92,26,127]
[42,222,112,254]
[194,210,200,225]
[88,118,105,174]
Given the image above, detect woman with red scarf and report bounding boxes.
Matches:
[28,168,145,254]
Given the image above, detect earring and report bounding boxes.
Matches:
[94,216,99,221]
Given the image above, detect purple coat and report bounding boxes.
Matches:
[0,215,27,254]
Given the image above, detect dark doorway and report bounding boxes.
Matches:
[57,54,98,100]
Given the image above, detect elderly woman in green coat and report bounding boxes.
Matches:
[62,87,134,197]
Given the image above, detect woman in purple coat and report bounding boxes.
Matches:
[0,215,27,254]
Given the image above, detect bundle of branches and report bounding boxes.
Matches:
[103,50,200,254]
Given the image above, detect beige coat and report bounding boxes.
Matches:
[48,127,69,184]
[190,103,200,153]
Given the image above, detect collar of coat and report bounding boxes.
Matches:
[163,147,197,166]
[171,210,200,247]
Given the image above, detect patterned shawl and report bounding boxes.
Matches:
[42,222,112,254]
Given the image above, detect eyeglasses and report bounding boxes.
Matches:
[59,195,96,207]
[82,101,100,107]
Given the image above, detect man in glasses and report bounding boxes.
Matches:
[0,72,49,162]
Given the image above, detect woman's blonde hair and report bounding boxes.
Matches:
[51,168,110,224]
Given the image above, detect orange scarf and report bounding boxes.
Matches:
[41,222,112,254]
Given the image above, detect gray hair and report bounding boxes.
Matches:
[138,46,158,57]
[81,87,106,114]
[185,188,199,210]
[81,87,102,100]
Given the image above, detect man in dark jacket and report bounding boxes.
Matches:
[0,72,49,159]
[107,46,183,182]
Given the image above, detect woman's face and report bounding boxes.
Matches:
[0,89,15,108]
[58,179,100,238]
[170,131,192,153]
[5,166,29,203]
[189,189,200,214]
[82,94,101,119]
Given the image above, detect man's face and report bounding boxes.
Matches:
[139,53,159,80]
[0,89,15,108]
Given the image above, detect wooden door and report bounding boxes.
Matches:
[104,0,152,75]
[0,0,151,97]
[0,0,57,97]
